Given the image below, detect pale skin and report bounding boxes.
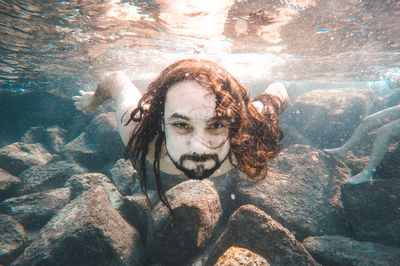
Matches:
[324,72,400,184]
[73,71,289,178]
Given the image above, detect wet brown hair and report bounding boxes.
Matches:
[124,58,283,212]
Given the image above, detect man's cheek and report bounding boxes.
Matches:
[166,134,189,156]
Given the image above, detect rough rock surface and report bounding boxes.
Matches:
[0,142,53,176]
[11,186,143,266]
[281,88,376,148]
[147,179,222,265]
[303,235,400,266]
[375,140,400,179]
[236,144,350,240]
[17,160,87,195]
[21,125,67,154]
[108,158,135,195]
[214,246,270,265]
[63,132,108,170]
[65,172,123,209]
[85,112,125,162]
[0,188,71,229]
[206,204,319,266]
[0,168,21,201]
[119,194,151,237]
[341,178,400,248]
[0,214,25,265]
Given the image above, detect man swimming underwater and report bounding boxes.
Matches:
[73,58,289,208]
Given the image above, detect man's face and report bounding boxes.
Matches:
[163,80,230,179]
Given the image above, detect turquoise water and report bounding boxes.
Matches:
[0,0,398,94]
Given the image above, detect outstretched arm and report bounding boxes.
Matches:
[72,71,142,146]
[253,82,290,115]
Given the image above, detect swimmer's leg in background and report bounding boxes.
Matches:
[324,105,400,159]
[347,118,400,184]
[72,71,142,146]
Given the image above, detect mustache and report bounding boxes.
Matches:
[179,153,219,163]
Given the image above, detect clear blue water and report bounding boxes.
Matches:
[0,0,398,95]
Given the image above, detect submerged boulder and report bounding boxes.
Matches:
[0,142,53,176]
[282,88,376,148]
[0,168,22,201]
[64,113,125,172]
[11,186,143,266]
[214,246,270,265]
[0,188,71,229]
[85,112,125,161]
[147,179,222,265]
[119,194,151,237]
[341,178,400,248]
[0,214,25,265]
[108,158,135,195]
[21,125,67,154]
[63,132,108,171]
[206,204,318,266]
[303,235,400,265]
[65,172,123,209]
[235,144,351,240]
[17,160,87,195]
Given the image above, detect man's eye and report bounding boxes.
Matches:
[171,122,192,133]
[207,122,226,132]
[172,122,188,129]
[209,122,222,129]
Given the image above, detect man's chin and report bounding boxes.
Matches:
[181,164,218,180]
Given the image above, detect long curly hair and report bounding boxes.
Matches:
[124,59,283,212]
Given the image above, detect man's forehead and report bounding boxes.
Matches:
[164,80,216,119]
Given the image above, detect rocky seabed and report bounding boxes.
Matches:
[0,88,399,265]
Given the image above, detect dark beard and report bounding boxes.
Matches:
[169,152,222,180]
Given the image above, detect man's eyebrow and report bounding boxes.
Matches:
[168,113,190,121]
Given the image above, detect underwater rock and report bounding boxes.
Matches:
[85,112,125,163]
[236,144,351,240]
[0,168,22,201]
[63,132,109,171]
[0,214,25,265]
[0,142,53,176]
[341,178,400,248]
[282,88,376,148]
[206,204,319,266]
[65,172,123,209]
[17,160,87,195]
[147,179,222,265]
[214,246,270,265]
[21,125,67,154]
[108,158,135,195]
[0,188,70,229]
[45,126,68,154]
[303,235,400,265]
[20,126,47,147]
[279,122,313,148]
[11,186,143,266]
[375,140,400,180]
[119,194,151,238]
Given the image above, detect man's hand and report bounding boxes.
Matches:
[72,90,97,113]
[264,82,289,111]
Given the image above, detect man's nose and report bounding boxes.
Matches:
[189,134,211,154]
